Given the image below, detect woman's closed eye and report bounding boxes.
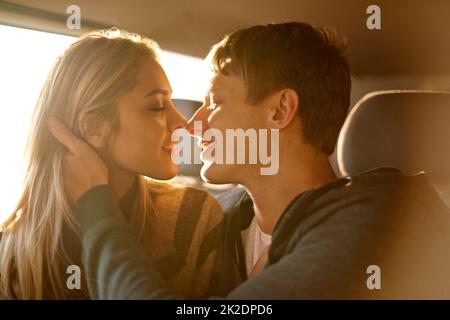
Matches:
[148,104,166,113]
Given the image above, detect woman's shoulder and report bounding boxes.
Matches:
[144,178,223,221]
[145,178,215,202]
[142,179,226,298]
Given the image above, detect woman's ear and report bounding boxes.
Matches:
[79,117,109,149]
[86,127,107,149]
[268,89,300,130]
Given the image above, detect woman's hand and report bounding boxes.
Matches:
[47,117,109,205]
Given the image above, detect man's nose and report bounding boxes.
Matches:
[185,103,210,138]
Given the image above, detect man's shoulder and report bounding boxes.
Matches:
[269,169,450,298]
[300,167,443,214]
[274,167,449,254]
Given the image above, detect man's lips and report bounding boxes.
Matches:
[200,141,212,149]
[198,139,215,149]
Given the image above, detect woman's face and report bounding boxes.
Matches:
[104,58,186,180]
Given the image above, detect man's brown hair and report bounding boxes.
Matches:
[208,22,351,155]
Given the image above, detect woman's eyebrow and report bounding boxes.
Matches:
[144,88,172,98]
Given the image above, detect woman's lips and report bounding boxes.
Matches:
[162,143,176,153]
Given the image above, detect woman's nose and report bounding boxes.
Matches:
[167,103,187,132]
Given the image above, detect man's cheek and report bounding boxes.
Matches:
[210,114,232,131]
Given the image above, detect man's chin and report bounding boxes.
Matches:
[200,162,233,185]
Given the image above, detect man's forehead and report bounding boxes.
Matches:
[207,73,236,94]
[207,74,223,93]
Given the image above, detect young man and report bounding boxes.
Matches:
[48,22,450,299]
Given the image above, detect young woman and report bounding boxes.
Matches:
[0,28,225,299]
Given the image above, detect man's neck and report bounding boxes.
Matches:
[242,150,337,235]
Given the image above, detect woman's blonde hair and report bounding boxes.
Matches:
[0,28,160,299]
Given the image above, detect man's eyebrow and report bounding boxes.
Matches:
[208,84,221,95]
[207,77,221,94]
[144,89,172,98]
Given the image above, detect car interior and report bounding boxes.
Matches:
[1,0,449,210]
[1,0,450,304]
[0,0,449,202]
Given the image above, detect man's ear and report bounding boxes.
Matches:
[268,89,299,130]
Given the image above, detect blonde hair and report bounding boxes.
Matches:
[0,28,160,299]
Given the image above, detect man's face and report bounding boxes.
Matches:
[186,73,270,184]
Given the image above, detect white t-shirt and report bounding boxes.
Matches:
[241,217,272,276]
